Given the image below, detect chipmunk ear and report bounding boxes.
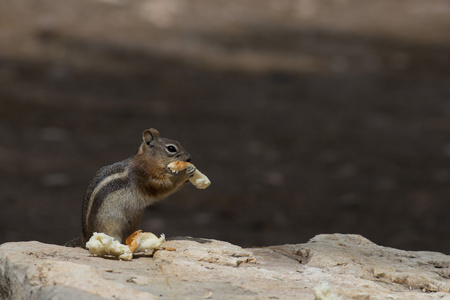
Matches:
[142,128,160,145]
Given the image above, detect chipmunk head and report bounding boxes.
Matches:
[138,128,191,165]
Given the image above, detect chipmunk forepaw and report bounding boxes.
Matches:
[186,165,197,177]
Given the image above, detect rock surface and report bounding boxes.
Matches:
[0,234,449,299]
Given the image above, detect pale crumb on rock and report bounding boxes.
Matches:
[313,282,343,300]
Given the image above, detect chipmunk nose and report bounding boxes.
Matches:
[186,156,192,162]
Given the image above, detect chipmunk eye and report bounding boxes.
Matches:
[166,145,177,153]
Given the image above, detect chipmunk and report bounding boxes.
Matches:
[65,128,195,248]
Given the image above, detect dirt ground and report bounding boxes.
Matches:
[1,0,450,254]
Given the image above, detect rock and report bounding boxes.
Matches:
[0,234,449,299]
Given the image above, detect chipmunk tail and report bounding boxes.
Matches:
[64,236,84,248]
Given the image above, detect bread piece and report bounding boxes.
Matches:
[189,168,211,189]
[167,161,211,189]
[86,232,133,261]
[167,161,190,170]
[125,230,165,253]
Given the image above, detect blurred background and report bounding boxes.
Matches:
[1,0,450,254]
